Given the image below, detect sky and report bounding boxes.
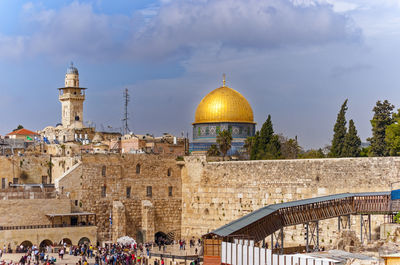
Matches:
[1,0,400,149]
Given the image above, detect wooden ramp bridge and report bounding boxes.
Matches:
[203,191,400,257]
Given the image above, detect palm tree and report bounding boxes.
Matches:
[207,144,221,156]
[216,130,232,160]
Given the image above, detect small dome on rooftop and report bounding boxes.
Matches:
[67,62,79,75]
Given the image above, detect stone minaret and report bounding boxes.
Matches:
[58,62,86,129]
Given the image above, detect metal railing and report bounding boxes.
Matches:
[0,223,95,230]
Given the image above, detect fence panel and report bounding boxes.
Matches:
[243,245,248,265]
[232,243,237,265]
[254,246,260,265]
[227,243,232,265]
[222,242,227,264]
[237,244,243,265]
[272,254,278,265]
[248,246,254,265]
[266,249,272,265]
[260,248,266,265]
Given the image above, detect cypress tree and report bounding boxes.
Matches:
[367,100,394,156]
[249,115,282,160]
[264,134,282,159]
[250,131,260,160]
[330,99,348,157]
[342,119,361,157]
[259,115,274,153]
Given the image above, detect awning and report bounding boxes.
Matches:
[46,212,95,217]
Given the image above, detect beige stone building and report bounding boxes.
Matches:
[0,187,96,249]
[56,154,182,243]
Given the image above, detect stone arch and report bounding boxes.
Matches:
[167,168,172,177]
[78,237,91,245]
[136,164,141,174]
[39,239,53,251]
[60,238,72,246]
[154,231,168,245]
[20,240,33,249]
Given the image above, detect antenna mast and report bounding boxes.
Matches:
[122,88,131,135]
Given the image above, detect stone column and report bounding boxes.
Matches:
[141,200,155,242]
[112,201,126,241]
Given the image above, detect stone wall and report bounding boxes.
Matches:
[55,161,82,206]
[51,156,80,183]
[0,155,50,185]
[62,154,182,243]
[0,226,97,249]
[0,198,71,226]
[0,155,77,186]
[181,156,400,247]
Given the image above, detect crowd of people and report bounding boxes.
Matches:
[0,238,202,265]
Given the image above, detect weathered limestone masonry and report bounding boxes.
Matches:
[0,198,71,226]
[60,154,182,243]
[0,155,78,185]
[0,155,50,184]
[181,156,400,246]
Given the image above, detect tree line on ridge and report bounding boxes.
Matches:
[207,99,400,159]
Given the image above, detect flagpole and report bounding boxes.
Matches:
[110,210,112,242]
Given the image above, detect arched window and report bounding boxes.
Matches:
[136,164,141,174]
[102,166,106,177]
[167,168,172,177]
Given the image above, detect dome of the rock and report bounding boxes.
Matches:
[194,86,255,125]
[190,77,256,155]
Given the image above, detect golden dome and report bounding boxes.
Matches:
[194,82,254,124]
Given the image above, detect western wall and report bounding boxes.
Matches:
[180,156,400,247]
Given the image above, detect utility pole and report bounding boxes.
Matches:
[122,88,131,135]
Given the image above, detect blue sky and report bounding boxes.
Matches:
[1,0,400,149]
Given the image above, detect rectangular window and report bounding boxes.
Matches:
[168,186,173,197]
[126,186,131,199]
[146,186,152,197]
[101,186,106,198]
[42,176,47,184]
[1,178,5,189]
[75,200,78,206]
[13,178,18,185]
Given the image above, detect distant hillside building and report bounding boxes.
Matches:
[6,128,39,142]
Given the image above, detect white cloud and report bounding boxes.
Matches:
[0,0,361,62]
[0,34,26,59]
[22,2,34,11]
[129,0,360,58]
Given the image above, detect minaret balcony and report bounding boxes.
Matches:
[59,94,85,101]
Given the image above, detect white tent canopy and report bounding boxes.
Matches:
[117,236,136,245]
